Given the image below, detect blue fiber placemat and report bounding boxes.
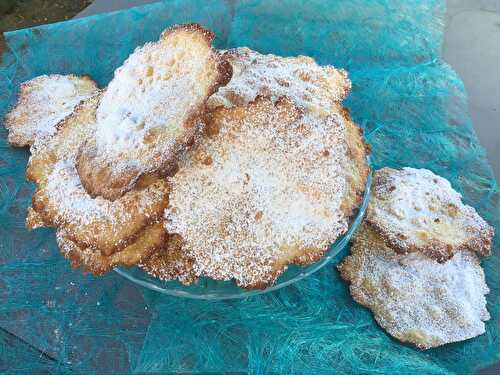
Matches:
[0,1,498,373]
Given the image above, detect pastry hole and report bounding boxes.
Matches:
[255,211,263,221]
[202,156,213,166]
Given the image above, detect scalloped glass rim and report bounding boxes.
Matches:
[115,170,372,300]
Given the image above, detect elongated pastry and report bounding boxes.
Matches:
[76,24,232,200]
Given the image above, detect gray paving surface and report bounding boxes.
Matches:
[443,0,500,178]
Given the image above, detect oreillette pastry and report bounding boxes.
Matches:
[165,96,367,288]
[76,23,232,200]
[5,74,97,148]
[339,223,490,349]
[366,167,493,262]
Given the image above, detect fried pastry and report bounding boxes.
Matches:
[26,93,169,270]
[26,207,46,230]
[338,223,490,350]
[165,96,359,288]
[5,74,97,147]
[208,47,369,217]
[148,48,368,286]
[139,233,198,285]
[207,47,351,114]
[56,222,166,275]
[366,167,494,262]
[76,23,232,200]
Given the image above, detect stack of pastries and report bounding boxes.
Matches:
[339,168,493,349]
[5,23,495,350]
[5,24,370,289]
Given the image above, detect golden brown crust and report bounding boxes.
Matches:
[75,136,174,201]
[140,233,198,285]
[57,222,166,275]
[75,23,232,201]
[162,24,233,94]
[336,105,371,219]
[26,93,169,255]
[369,221,493,263]
[166,96,353,288]
[26,206,48,230]
[365,167,493,263]
[5,74,98,147]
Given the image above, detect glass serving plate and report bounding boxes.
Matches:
[115,172,372,300]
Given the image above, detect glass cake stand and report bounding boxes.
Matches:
[115,172,372,300]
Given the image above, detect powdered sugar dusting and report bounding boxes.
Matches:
[367,167,494,261]
[28,93,168,253]
[46,159,112,226]
[5,74,97,147]
[95,46,209,152]
[57,228,96,270]
[339,224,490,349]
[92,25,224,174]
[165,97,350,287]
[43,155,168,248]
[207,47,351,114]
[139,235,198,285]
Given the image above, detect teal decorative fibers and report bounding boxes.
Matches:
[0,1,498,373]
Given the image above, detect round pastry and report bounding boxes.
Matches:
[165,96,368,288]
[366,167,494,262]
[339,223,490,350]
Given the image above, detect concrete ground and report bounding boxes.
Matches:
[443,0,500,178]
[79,0,500,179]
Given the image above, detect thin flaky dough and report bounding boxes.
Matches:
[76,23,232,200]
[339,223,490,350]
[207,47,351,115]
[166,96,356,288]
[366,167,493,262]
[5,74,98,148]
[57,222,166,275]
[139,233,198,285]
[27,93,169,260]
